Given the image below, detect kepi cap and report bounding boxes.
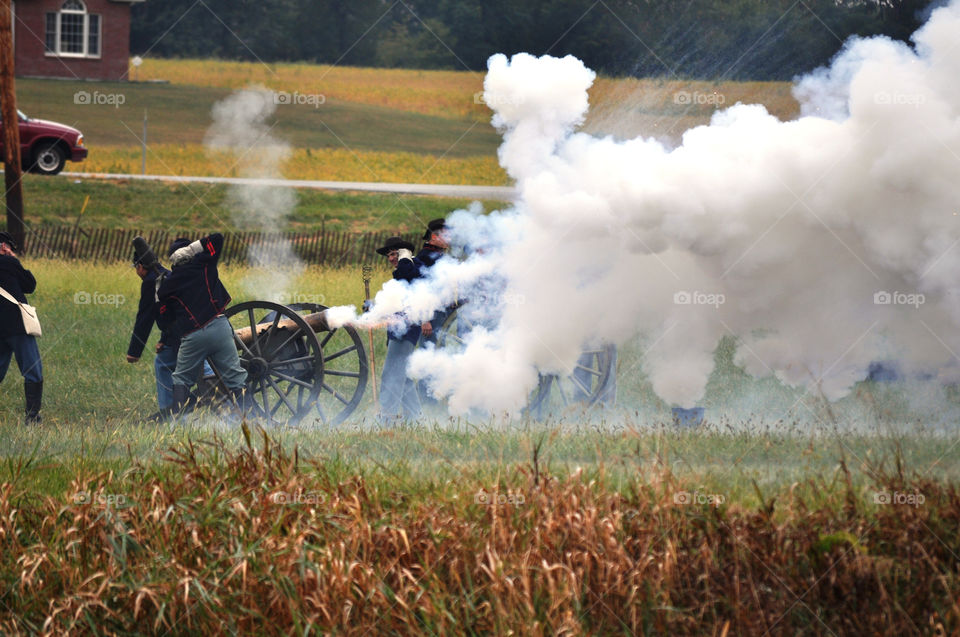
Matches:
[422,218,446,241]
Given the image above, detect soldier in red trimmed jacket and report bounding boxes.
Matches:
[157,233,247,415]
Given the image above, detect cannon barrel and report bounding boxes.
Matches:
[233,310,331,345]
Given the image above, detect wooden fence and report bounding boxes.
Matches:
[23,228,422,266]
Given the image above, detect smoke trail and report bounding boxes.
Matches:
[204,87,302,298]
[332,1,960,417]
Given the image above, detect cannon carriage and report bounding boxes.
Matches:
[196,299,616,424]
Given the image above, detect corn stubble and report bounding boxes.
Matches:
[0,430,956,636]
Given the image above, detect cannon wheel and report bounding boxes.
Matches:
[427,303,616,416]
[286,303,368,426]
[220,301,325,425]
[526,344,617,418]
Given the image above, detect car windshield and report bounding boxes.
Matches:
[0,110,28,124]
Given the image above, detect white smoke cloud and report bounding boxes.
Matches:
[205,87,302,298]
[335,1,960,416]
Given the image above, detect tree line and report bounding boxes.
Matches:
[131,0,938,80]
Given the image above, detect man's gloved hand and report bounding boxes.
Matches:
[362,300,373,313]
[396,248,413,262]
[169,240,203,266]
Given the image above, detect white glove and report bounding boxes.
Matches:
[396,248,413,262]
[170,240,203,266]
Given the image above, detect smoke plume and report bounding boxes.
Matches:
[334,1,960,417]
[205,88,302,298]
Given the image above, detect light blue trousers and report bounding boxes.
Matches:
[378,338,421,423]
[173,316,247,391]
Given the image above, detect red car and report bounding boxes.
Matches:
[0,109,88,175]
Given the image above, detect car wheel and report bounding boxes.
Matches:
[31,143,66,175]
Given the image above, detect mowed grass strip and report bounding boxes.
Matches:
[2,261,957,473]
[0,429,955,635]
[6,260,960,435]
[20,173,503,232]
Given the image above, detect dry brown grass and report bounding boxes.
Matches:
[0,429,956,635]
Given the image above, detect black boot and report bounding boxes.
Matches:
[171,384,191,417]
[24,380,42,424]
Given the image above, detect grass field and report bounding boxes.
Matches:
[19,173,501,233]
[0,260,956,468]
[4,63,955,634]
[0,260,956,633]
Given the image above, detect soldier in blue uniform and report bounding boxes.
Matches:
[0,232,42,423]
[372,236,423,424]
[157,233,248,416]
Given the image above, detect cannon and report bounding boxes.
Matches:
[196,301,368,426]
[193,298,616,425]
[427,301,617,419]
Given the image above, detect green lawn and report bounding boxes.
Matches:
[1,261,955,491]
[16,78,501,157]
[19,173,501,233]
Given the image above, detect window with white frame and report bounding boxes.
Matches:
[45,0,100,58]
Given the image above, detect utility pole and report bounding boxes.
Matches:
[0,0,24,250]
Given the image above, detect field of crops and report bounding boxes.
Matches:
[136,58,802,127]
[135,58,491,120]
[0,260,956,633]
[82,145,507,186]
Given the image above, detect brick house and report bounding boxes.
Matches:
[13,0,144,81]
